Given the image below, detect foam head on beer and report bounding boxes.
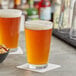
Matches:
[25,20,53,30]
[0,9,22,18]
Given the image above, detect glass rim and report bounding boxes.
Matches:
[0,9,22,18]
[25,20,53,30]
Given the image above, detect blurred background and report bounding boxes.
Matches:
[0,0,59,30]
[0,0,76,47]
[0,0,58,21]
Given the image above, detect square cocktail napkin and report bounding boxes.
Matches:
[17,63,61,73]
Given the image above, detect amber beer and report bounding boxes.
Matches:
[25,20,52,67]
[0,9,22,48]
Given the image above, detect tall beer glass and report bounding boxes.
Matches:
[0,9,22,49]
[25,20,53,69]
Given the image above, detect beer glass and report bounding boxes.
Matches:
[25,20,53,69]
[0,9,22,50]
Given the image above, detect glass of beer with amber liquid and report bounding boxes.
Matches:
[0,9,22,51]
[25,20,53,69]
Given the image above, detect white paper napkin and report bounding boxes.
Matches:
[17,63,61,73]
[9,47,23,54]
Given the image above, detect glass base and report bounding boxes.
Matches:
[9,47,23,54]
[10,48,18,53]
[27,63,48,69]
